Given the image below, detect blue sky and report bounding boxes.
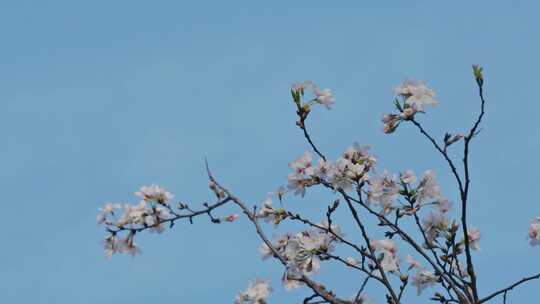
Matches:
[2,1,540,303]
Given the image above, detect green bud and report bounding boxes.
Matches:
[472,64,484,86]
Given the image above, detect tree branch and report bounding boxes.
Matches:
[477,272,540,304]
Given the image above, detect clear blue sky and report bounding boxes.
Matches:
[2,1,540,303]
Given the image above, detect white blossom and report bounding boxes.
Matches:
[271,185,287,202]
[382,113,401,133]
[135,184,174,204]
[435,198,453,213]
[103,235,121,258]
[319,219,345,240]
[367,171,400,214]
[102,235,141,258]
[287,152,316,197]
[259,234,291,260]
[400,170,417,184]
[406,255,421,270]
[259,243,273,260]
[282,271,302,290]
[291,81,335,109]
[313,87,335,109]
[416,170,442,203]
[314,158,332,179]
[370,239,399,273]
[235,280,272,304]
[261,227,340,278]
[394,80,438,112]
[399,107,416,120]
[411,269,438,295]
[346,257,358,266]
[528,216,540,246]
[122,237,142,257]
[450,259,468,278]
[328,144,376,191]
[97,202,121,225]
[421,212,450,245]
[467,228,481,250]
[257,198,287,226]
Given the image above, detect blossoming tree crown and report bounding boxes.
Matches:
[98,65,540,304]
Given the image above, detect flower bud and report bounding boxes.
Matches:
[444,133,464,146]
[399,108,416,120]
[472,64,484,86]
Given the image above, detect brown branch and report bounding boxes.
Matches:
[334,187,470,303]
[340,191,399,303]
[477,272,540,304]
[408,117,479,301]
[409,118,464,195]
[458,75,487,302]
[106,197,232,234]
[205,160,351,304]
[298,118,327,161]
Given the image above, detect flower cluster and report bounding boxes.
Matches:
[365,169,451,217]
[259,222,343,289]
[234,280,272,304]
[291,80,335,110]
[421,212,451,246]
[411,270,439,295]
[370,239,399,273]
[98,185,176,257]
[135,184,174,204]
[405,255,439,295]
[367,171,400,215]
[286,152,322,197]
[286,144,377,197]
[98,200,172,233]
[103,233,141,258]
[329,144,376,191]
[382,80,438,133]
[257,198,288,226]
[98,71,540,303]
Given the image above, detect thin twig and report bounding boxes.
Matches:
[478,272,540,304]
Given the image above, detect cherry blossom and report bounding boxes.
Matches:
[405,255,421,270]
[235,280,272,304]
[399,170,417,184]
[291,81,335,109]
[135,184,174,205]
[416,170,443,204]
[394,80,438,112]
[287,152,316,197]
[528,216,540,246]
[346,257,359,266]
[411,269,438,295]
[421,212,450,245]
[328,144,376,191]
[102,235,141,258]
[367,171,400,215]
[257,198,287,226]
[467,228,481,250]
[370,239,399,273]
